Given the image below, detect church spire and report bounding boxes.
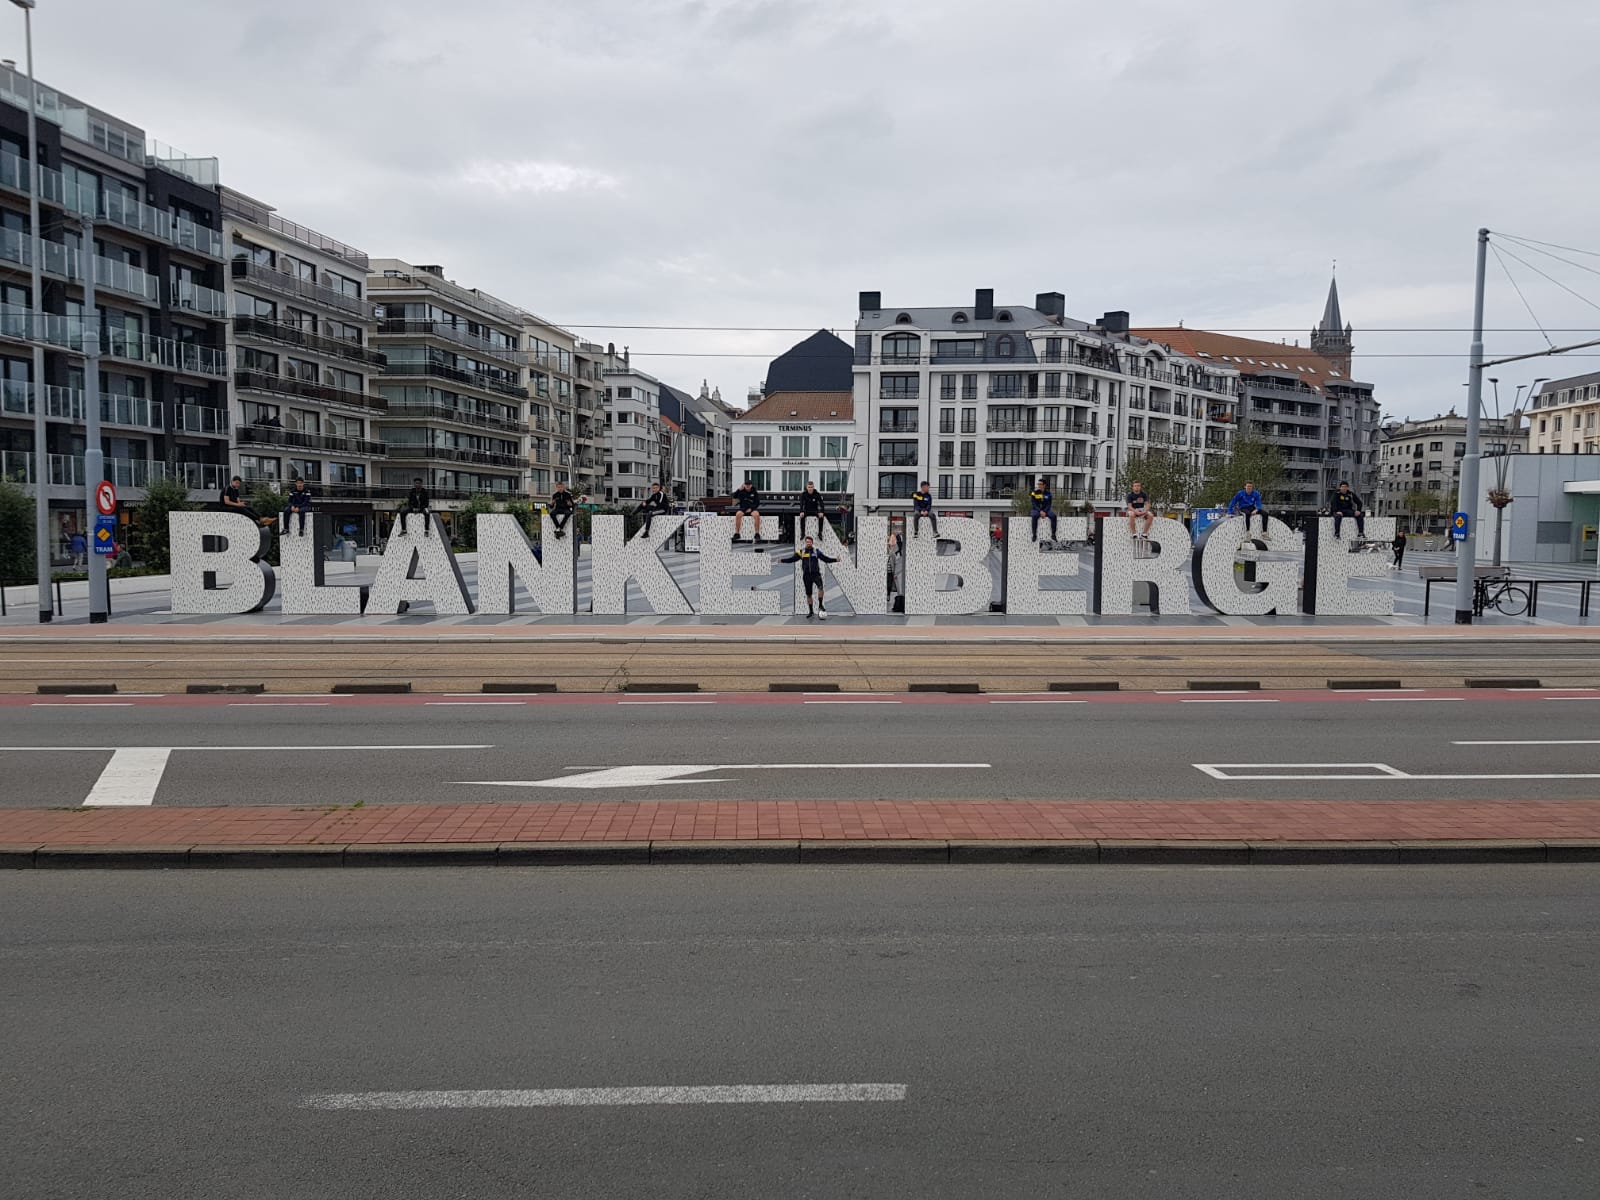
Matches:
[1319,274,1343,335]
[1310,269,1353,375]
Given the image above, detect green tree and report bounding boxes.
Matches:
[130,475,193,573]
[1115,444,1197,511]
[0,477,37,584]
[1402,488,1446,532]
[1196,434,1286,508]
[504,498,541,544]
[455,491,495,550]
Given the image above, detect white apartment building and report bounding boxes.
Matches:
[1376,410,1525,532]
[853,289,1239,520]
[522,314,578,499]
[732,391,855,496]
[602,362,662,503]
[1529,371,1600,455]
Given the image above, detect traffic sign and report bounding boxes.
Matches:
[92,514,116,557]
[1449,511,1469,542]
[95,480,117,515]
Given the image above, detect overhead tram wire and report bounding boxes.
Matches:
[1490,242,1557,350]
[1489,243,1600,320]
[1493,234,1600,284]
[1494,232,1600,261]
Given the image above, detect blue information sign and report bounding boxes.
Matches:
[93,513,117,556]
[1190,507,1225,546]
[1449,511,1469,542]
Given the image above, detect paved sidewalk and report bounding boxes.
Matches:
[5,800,1599,866]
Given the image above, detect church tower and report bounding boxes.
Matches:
[1310,274,1353,376]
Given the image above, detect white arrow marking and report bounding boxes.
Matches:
[459,763,991,790]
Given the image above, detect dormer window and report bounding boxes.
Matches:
[894,312,914,324]
[996,310,1013,322]
[951,312,968,323]
[996,334,1015,359]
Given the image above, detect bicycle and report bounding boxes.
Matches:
[1474,574,1530,617]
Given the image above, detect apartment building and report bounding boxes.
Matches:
[368,259,527,519]
[222,189,387,543]
[523,314,580,498]
[602,361,662,503]
[1528,372,1600,455]
[1,66,231,559]
[571,340,614,499]
[732,391,855,498]
[854,288,1240,520]
[684,380,736,497]
[1376,410,1525,533]
[1135,278,1381,512]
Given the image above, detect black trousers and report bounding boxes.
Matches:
[1031,510,1057,540]
[551,511,571,535]
[1333,512,1365,539]
[798,514,824,541]
[1237,509,1265,534]
[913,511,938,537]
[284,507,309,535]
[801,573,824,604]
[399,509,430,534]
[1393,547,1405,568]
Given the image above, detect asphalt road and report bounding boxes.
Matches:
[2,695,1599,807]
[4,867,1596,1199]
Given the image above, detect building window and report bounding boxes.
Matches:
[744,435,770,457]
[959,475,975,500]
[782,470,808,491]
[962,374,978,400]
[818,470,846,492]
[939,441,955,468]
[239,454,280,481]
[819,436,848,458]
[940,374,956,400]
[744,469,771,489]
[939,408,955,434]
[882,332,921,362]
[781,435,810,458]
[879,408,918,433]
[996,335,1015,359]
[878,440,919,467]
[937,474,953,500]
[880,373,919,400]
[959,442,975,468]
[960,408,977,435]
[878,474,917,499]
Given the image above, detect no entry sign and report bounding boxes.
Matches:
[95,480,117,516]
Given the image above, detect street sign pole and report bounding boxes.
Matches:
[80,214,108,623]
[1453,228,1489,624]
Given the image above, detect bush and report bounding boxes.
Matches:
[131,476,193,573]
[0,477,37,583]
[454,492,496,550]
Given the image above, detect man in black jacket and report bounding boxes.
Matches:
[283,477,314,536]
[400,478,430,536]
[911,482,937,539]
[638,482,672,537]
[549,483,576,539]
[1331,481,1365,540]
[733,480,763,542]
[798,480,826,542]
[780,536,838,620]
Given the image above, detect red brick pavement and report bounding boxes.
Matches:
[4,798,1600,848]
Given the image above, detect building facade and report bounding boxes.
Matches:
[222,189,386,543]
[368,259,528,519]
[1,66,231,560]
[602,362,661,504]
[1471,454,1599,565]
[522,314,579,499]
[732,391,855,499]
[854,289,1240,522]
[1528,372,1600,455]
[1376,411,1525,533]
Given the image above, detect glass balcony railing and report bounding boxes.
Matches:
[1,379,32,415]
[176,403,228,436]
[0,230,161,303]
[172,281,230,319]
[1,449,33,484]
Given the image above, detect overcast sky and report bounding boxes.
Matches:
[17,0,1600,417]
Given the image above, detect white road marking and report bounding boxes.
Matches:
[302,1083,907,1110]
[1452,739,1600,746]
[1179,698,1279,704]
[1158,689,1251,694]
[804,700,901,705]
[1544,696,1600,702]
[988,699,1088,704]
[1196,760,1600,782]
[32,702,133,707]
[83,748,173,807]
[617,700,716,705]
[1367,697,1466,702]
[461,762,990,790]
[424,701,528,706]
[229,702,329,707]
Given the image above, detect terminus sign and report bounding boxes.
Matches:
[167,512,1399,618]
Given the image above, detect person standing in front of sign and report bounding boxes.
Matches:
[1030,478,1058,542]
[798,480,826,542]
[1226,481,1266,538]
[283,477,314,536]
[780,536,838,621]
[911,482,938,539]
[1126,480,1154,541]
[550,482,576,539]
[1330,481,1366,540]
[400,478,431,536]
[733,480,763,541]
[639,482,671,537]
[1392,528,1407,570]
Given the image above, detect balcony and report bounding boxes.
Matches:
[383,444,526,470]
[172,282,231,319]
[175,404,230,436]
[236,424,388,458]
[236,368,386,413]
[101,329,228,378]
[0,230,161,304]
[234,316,386,367]
[382,401,527,435]
[381,359,526,400]
[377,319,522,368]
[231,258,369,318]
[43,387,163,430]
[984,417,1099,436]
[220,192,369,269]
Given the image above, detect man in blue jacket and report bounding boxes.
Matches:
[779,536,838,620]
[911,481,938,539]
[1227,481,1267,537]
[1029,478,1057,542]
[283,477,314,537]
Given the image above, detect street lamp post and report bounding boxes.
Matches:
[11,0,50,621]
[1452,229,1491,623]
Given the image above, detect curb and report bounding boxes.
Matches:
[4,839,1599,869]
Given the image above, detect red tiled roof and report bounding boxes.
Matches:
[736,391,853,422]
[1132,327,1359,394]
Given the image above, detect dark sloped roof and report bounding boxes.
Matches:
[765,330,854,393]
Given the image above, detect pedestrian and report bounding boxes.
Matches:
[781,536,838,620]
[886,530,901,603]
[911,481,938,539]
[798,480,826,542]
[1030,477,1058,543]
[283,477,314,536]
[400,477,430,536]
[1331,481,1366,541]
[638,482,671,537]
[1226,481,1267,538]
[1392,528,1407,570]
[219,475,273,527]
[549,482,576,539]
[733,479,763,541]
[68,530,87,566]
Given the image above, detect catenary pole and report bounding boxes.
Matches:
[1453,228,1490,624]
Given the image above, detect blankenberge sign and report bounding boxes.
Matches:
[167,512,1398,618]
